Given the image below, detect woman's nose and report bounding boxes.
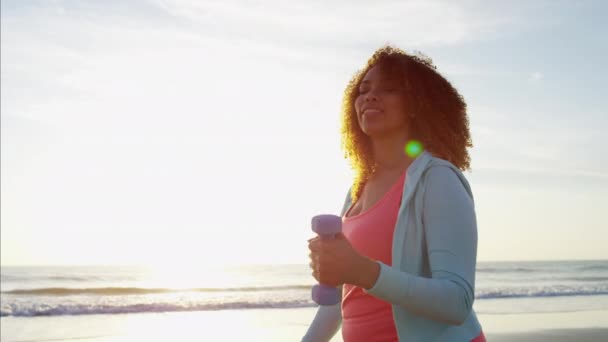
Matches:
[364,91,378,102]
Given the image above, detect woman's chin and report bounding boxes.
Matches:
[361,125,388,138]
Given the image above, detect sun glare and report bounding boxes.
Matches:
[404,140,423,158]
[139,259,246,290]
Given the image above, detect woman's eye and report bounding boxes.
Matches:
[358,86,397,94]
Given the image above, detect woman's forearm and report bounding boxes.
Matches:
[364,262,474,325]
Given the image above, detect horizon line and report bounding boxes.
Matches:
[2,258,607,268]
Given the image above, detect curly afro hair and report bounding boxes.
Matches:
[340,45,472,202]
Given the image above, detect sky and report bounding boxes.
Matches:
[1,0,607,267]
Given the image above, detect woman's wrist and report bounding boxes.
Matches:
[353,256,380,290]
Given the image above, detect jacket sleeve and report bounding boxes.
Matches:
[364,166,478,325]
[301,298,343,342]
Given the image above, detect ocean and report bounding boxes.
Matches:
[2,260,607,318]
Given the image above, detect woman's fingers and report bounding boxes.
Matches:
[309,252,321,281]
[309,236,333,282]
[309,236,330,253]
[308,239,319,252]
[312,270,318,281]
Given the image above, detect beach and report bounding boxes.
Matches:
[2,306,608,341]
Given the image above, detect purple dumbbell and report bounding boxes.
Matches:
[311,214,342,305]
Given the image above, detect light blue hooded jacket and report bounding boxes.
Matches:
[303,151,483,341]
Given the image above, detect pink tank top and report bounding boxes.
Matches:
[340,170,487,342]
[341,171,405,342]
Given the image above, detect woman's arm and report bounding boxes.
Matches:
[363,166,478,325]
[301,286,343,342]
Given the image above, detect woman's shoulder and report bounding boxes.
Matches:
[424,154,468,179]
[423,156,474,201]
[426,153,458,169]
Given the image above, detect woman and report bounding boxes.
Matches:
[304,46,486,341]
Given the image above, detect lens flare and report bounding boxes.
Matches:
[404,140,423,158]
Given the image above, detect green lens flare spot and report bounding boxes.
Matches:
[404,140,423,158]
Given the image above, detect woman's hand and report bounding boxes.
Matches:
[308,233,380,289]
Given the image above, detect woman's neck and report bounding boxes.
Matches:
[371,133,413,175]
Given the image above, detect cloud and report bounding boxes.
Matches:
[530,71,544,82]
[467,103,607,179]
[469,165,608,193]
[0,0,551,104]
[150,0,525,49]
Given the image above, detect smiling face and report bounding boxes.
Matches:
[354,65,410,139]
